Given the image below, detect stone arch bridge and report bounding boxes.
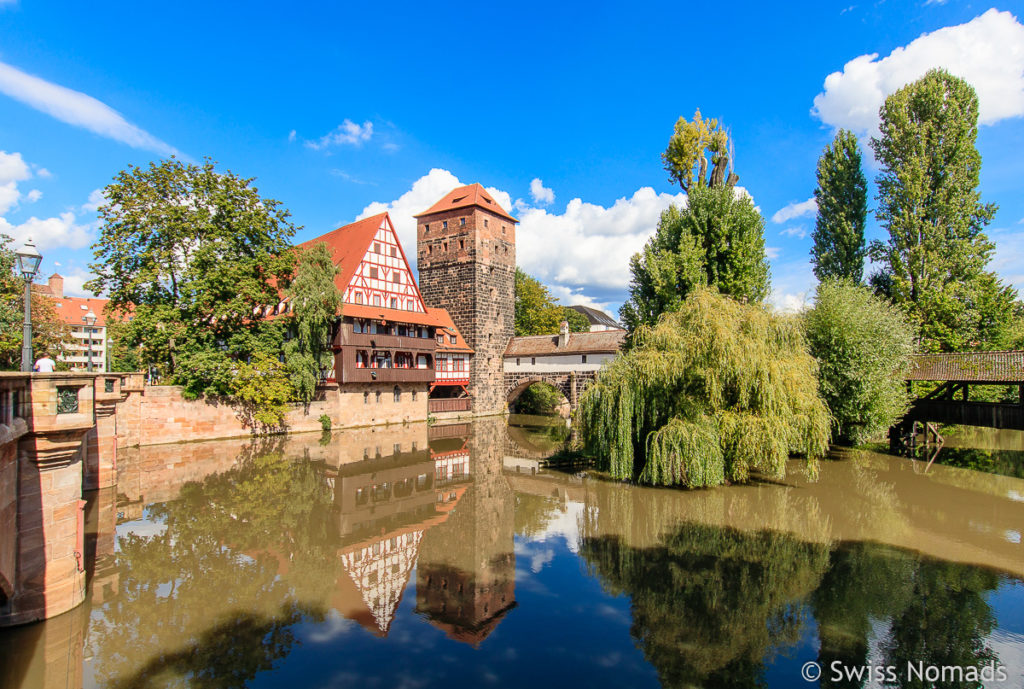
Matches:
[502,329,625,411]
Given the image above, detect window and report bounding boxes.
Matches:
[428,245,433,254]
[460,217,466,226]
[390,246,397,257]
[502,225,506,234]
[424,223,429,233]
[436,334,444,345]
[393,272,401,283]
[582,355,588,363]
[355,292,364,304]
[364,391,369,404]
[442,220,448,229]
[369,267,378,279]
[374,242,381,253]
[394,386,401,403]
[449,334,456,344]
[356,351,368,368]
[417,354,429,369]
[484,218,489,228]
[531,357,536,365]
[516,358,520,365]
[459,239,464,250]
[373,295,381,306]
[412,390,417,401]
[390,298,398,309]
[407,299,415,310]
[443,241,448,251]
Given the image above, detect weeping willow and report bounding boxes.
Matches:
[578,288,831,487]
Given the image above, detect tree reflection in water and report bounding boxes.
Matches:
[92,448,337,689]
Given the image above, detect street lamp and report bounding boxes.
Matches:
[84,309,97,372]
[14,240,42,373]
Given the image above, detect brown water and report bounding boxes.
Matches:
[1,418,1022,688]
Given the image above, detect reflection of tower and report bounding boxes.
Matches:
[329,433,471,636]
[415,185,518,415]
[416,417,516,645]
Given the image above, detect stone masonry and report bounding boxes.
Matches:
[417,201,516,416]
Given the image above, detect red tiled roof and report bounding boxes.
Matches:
[298,212,388,300]
[504,330,625,357]
[413,183,518,223]
[426,308,473,353]
[343,303,450,328]
[49,295,113,328]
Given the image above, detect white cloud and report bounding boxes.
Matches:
[81,188,105,213]
[25,189,41,203]
[771,198,816,224]
[768,258,816,313]
[812,9,1024,137]
[357,168,463,256]
[288,129,296,143]
[781,226,808,239]
[0,184,19,215]
[766,246,782,260]
[305,119,373,150]
[35,167,51,178]
[0,151,32,213]
[547,284,612,313]
[57,267,99,297]
[0,60,178,156]
[529,178,554,205]
[0,211,94,250]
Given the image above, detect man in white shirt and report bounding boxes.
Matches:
[33,354,56,373]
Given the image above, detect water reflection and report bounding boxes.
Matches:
[0,421,1021,689]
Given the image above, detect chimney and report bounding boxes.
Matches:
[48,273,64,299]
[558,320,569,348]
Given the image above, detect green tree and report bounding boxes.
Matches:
[86,157,297,380]
[514,268,589,335]
[581,288,830,488]
[284,243,342,405]
[231,353,296,430]
[0,235,70,369]
[869,69,1016,351]
[662,109,739,191]
[620,186,771,335]
[804,280,915,444]
[812,129,868,282]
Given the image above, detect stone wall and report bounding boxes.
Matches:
[115,381,429,448]
[417,205,515,416]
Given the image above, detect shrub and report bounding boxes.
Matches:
[804,279,915,444]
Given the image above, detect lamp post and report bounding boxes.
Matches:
[84,309,97,372]
[14,240,42,373]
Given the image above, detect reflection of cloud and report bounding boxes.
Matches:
[530,548,555,573]
[306,609,356,643]
[114,518,166,550]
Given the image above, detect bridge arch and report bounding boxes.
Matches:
[505,375,571,408]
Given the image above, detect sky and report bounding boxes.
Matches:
[1,1,1023,317]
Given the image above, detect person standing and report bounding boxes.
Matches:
[33,353,56,373]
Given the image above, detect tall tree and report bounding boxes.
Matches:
[869,68,1016,351]
[514,268,589,336]
[620,186,771,334]
[284,243,342,405]
[87,158,297,380]
[811,129,868,282]
[0,234,70,369]
[662,109,739,191]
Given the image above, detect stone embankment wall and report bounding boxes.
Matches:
[116,381,429,448]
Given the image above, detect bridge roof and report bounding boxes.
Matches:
[505,330,625,357]
[908,351,1024,383]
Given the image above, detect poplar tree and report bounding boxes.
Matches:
[811,130,867,282]
[869,69,1016,351]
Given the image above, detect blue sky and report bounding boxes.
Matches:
[2,1,1023,316]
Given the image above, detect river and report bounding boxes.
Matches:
[1,417,1022,688]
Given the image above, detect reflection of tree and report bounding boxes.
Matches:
[580,523,830,688]
[883,560,999,689]
[932,447,1024,479]
[91,452,336,689]
[513,493,564,538]
[811,544,1001,689]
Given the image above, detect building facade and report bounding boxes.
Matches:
[415,184,517,416]
[32,274,110,372]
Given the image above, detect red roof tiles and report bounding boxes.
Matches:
[413,183,518,223]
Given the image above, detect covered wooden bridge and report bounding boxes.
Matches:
[895,351,1024,444]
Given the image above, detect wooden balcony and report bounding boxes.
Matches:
[428,398,472,413]
[334,324,437,354]
[340,366,436,384]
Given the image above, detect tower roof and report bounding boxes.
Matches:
[413,183,518,223]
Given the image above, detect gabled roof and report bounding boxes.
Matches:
[298,212,387,299]
[427,308,473,353]
[569,305,622,330]
[504,330,625,357]
[413,183,518,223]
